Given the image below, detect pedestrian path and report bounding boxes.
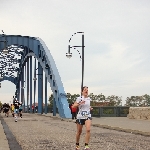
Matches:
[0,119,10,150]
[1,113,150,150]
[40,113,150,136]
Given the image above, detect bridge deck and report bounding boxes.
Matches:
[0,113,150,150]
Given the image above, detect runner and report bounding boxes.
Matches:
[1,103,5,114]
[72,86,93,150]
[71,103,77,120]
[19,102,23,118]
[13,99,20,122]
[3,103,10,117]
[11,104,15,117]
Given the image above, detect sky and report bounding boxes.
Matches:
[0,0,150,105]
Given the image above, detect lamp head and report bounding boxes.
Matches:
[45,64,49,69]
[66,53,72,59]
[33,77,37,81]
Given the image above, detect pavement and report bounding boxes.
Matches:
[0,120,10,150]
[39,113,150,136]
[0,113,150,150]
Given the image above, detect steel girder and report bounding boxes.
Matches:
[0,34,71,118]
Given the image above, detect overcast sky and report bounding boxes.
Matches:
[0,0,150,105]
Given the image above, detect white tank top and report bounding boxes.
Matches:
[76,96,91,119]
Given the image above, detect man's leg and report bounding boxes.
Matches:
[76,120,83,149]
[14,110,18,122]
[84,119,92,149]
[72,112,74,119]
[20,110,22,118]
[6,110,9,117]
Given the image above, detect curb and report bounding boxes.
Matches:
[0,114,23,150]
[92,124,150,136]
[36,114,150,137]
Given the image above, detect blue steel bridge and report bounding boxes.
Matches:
[0,34,71,118]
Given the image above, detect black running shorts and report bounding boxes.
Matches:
[19,109,22,112]
[4,109,9,113]
[76,117,92,125]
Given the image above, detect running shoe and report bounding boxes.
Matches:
[76,145,80,150]
[84,145,90,150]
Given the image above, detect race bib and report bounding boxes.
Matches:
[81,111,90,117]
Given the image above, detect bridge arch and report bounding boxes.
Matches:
[0,34,71,118]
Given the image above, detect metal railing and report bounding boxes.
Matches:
[24,106,129,117]
[91,106,129,117]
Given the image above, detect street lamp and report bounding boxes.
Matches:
[66,32,85,95]
[33,77,37,81]
[33,74,42,81]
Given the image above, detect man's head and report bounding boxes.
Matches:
[82,86,88,97]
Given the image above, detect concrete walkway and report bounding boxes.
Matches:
[0,113,150,150]
[1,113,150,150]
[39,113,150,136]
[0,120,10,150]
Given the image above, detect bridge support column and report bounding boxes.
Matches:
[17,81,20,101]
[38,62,43,114]
[23,65,26,112]
[30,56,32,113]
[21,66,24,110]
[18,81,20,101]
[53,92,56,116]
[33,58,36,113]
[27,57,29,113]
[45,74,47,114]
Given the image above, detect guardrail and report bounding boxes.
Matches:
[25,106,129,117]
[91,106,129,117]
[46,106,129,117]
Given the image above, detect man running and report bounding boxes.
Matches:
[19,102,23,118]
[71,103,77,120]
[5,103,10,117]
[10,104,15,117]
[2,103,9,117]
[2,103,5,115]
[72,86,93,150]
[13,99,20,122]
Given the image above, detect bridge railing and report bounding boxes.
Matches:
[24,106,129,117]
[91,106,129,117]
[46,106,129,117]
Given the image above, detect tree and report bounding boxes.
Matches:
[48,94,53,107]
[0,101,2,108]
[48,93,80,108]
[142,94,150,106]
[66,93,80,104]
[105,95,122,106]
[125,94,150,107]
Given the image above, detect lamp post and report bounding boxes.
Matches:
[66,32,85,95]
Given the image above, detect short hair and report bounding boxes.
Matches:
[81,86,88,92]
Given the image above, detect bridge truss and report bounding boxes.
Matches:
[0,34,71,118]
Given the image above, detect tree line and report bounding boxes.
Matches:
[48,93,150,107]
